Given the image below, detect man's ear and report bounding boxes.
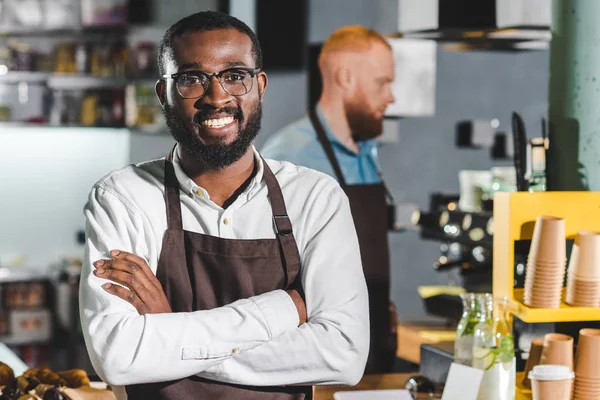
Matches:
[334,67,354,92]
[257,71,268,102]
[155,79,166,108]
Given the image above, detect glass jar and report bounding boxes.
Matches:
[454,293,479,366]
[472,295,515,400]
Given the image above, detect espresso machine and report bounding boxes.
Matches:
[411,193,495,323]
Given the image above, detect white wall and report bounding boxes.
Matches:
[0,127,131,267]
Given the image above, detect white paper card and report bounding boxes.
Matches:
[333,389,413,400]
[0,343,28,376]
[442,363,484,400]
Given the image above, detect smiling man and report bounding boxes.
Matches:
[79,11,369,400]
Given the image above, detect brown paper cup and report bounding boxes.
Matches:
[568,271,600,282]
[568,231,600,279]
[540,334,574,370]
[532,378,573,400]
[523,338,545,389]
[526,272,566,283]
[575,329,600,379]
[574,379,600,389]
[525,299,562,307]
[566,281,600,306]
[529,216,566,263]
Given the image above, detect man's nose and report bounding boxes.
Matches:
[197,77,232,108]
[387,89,396,105]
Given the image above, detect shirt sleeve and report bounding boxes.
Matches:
[80,184,299,386]
[196,182,370,386]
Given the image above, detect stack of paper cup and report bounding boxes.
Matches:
[522,338,545,389]
[566,231,600,307]
[529,365,575,400]
[540,333,574,370]
[524,216,567,308]
[574,329,600,399]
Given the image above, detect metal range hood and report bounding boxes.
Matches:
[376,0,551,51]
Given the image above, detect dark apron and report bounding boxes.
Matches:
[309,109,397,374]
[126,148,312,399]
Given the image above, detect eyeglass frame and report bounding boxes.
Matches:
[161,67,262,99]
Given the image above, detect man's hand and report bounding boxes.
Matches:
[286,289,307,326]
[94,250,171,315]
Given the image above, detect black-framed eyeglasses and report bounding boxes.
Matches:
[162,67,261,99]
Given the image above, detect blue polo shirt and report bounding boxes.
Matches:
[261,105,381,185]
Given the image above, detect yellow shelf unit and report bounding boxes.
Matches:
[493,191,600,323]
[515,372,532,400]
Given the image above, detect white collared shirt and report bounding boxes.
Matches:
[80,146,369,398]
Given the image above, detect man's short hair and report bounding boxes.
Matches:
[158,11,263,76]
[319,25,391,63]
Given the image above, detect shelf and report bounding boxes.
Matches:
[0,72,130,89]
[515,372,532,400]
[0,25,127,37]
[0,71,49,84]
[48,75,127,90]
[508,289,600,323]
[493,192,600,324]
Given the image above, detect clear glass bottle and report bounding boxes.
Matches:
[472,295,515,400]
[454,293,478,365]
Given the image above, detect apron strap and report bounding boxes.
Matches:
[309,108,347,186]
[164,145,184,231]
[261,157,302,290]
[310,108,395,204]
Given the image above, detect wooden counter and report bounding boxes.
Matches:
[314,373,415,400]
[396,322,456,363]
[314,372,533,400]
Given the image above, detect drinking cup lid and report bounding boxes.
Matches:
[528,365,574,381]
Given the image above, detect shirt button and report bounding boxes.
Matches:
[196,189,203,197]
[187,192,193,198]
[231,348,238,354]
[223,218,229,225]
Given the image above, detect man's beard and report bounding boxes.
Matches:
[345,99,383,142]
[164,102,262,169]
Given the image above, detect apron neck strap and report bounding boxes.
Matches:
[310,108,395,204]
[164,145,184,230]
[309,108,347,186]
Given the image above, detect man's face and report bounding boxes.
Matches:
[157,29,267,169]
[344,42,395,142]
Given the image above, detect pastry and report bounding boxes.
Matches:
[23,370,64,388]
[0,363,14,386]
[55,371,89,389]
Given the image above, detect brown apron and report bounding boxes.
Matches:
[309,109,397,374]
[126,148,312,399]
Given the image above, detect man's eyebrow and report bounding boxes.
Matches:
[178,62,202,71]
[224,61,249,68]
[177,61,250,71]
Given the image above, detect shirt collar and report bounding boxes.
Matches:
[171,144,265,202]
[315,102,379,157]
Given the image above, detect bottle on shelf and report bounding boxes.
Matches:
[454,293,479,366]
[472,295,516,400]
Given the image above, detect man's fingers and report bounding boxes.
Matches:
[94,259,112,268]
[102,283,148,315]
[95,268,143,291]
[110,250,156,282]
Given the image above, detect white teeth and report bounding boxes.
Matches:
[200,116,234,128]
